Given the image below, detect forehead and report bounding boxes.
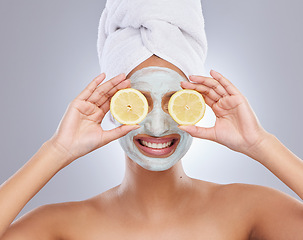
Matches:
[130,67,186,94]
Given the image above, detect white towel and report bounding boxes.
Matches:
[97,0,208,81]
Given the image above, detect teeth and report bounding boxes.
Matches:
[141,140,173,149]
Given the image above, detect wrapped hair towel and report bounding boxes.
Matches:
[97,0,208,81]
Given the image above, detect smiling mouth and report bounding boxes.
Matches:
[133,134,180,158]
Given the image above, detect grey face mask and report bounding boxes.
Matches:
[114,67,193,171]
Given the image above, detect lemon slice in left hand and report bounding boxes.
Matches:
[168,89,206,125]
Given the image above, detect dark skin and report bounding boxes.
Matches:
[1,55,303,240]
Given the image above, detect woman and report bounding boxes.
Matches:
[1,55,303,239]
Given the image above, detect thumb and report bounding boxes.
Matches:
[178,125,216,142]
[102,125,140,145]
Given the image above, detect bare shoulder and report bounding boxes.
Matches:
[1,192,110,240]
[210,181,302,215]
[189,179,303,239]
[190,179,269,212]
[217,182,302,208]
[198,179,300,203]
[210,181,303,239]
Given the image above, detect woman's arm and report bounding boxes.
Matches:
[0,73,138,239]
[0,141,67,239]
[179,70,303,239]
[179,69,303,200]
[248,132,303,200]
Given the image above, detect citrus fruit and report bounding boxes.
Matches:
[110,88,148,125]
[168,89,206,125]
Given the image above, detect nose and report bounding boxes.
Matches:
[143,108,170,137]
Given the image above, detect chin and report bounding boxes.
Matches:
[139,158,181,172]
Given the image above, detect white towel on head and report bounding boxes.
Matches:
[97,0,208,81]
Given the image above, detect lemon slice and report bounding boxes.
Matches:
[168,89,206,125]
[110,88,148,125]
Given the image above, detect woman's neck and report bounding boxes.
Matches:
[117,156,194,218]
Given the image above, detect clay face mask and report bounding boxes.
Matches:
[115,66,193,171]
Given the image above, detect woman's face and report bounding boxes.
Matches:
[115,66,193,171]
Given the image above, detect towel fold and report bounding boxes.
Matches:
[97,0,208,81]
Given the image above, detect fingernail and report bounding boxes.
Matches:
[118,73,126,78]
[124,125,140,132]
[97,72,105,78]
[189,75,198,78]
[132,125,141,129]
[178,125,190,131]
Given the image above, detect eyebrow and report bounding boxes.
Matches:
[163,91,177,98]
[140,91,152,98]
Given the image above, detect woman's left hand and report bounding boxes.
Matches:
[179,70,269,156]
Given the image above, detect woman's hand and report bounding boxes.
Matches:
[179,70,268,156]
[49,73,139,167]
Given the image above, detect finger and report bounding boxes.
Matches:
[95,79,131,107]
[76,73,106,101]
[181,81,216,107]
[88,99,112,125]
[178,125,216,142]
[87,73,127,104]
[203,94,216,108]
[188,75,229,97]
[102,125,141,146]
[181,81,222,103]
[98,99,111,121]
[209,70,240,95]
[72,99,96,116]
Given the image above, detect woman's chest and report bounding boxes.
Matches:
[63,212,251,240]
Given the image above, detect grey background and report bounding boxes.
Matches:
[0,0,302,219]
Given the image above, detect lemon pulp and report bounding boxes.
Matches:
[110,88,148,125]
[168,89,206,125]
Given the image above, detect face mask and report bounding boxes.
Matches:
[115,66,193,171]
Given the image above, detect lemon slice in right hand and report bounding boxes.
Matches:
[168,89,206,125]
[110,88,148,125]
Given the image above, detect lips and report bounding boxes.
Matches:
[133,134,180,158]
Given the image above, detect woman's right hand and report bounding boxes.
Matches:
[48,73,139,167]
